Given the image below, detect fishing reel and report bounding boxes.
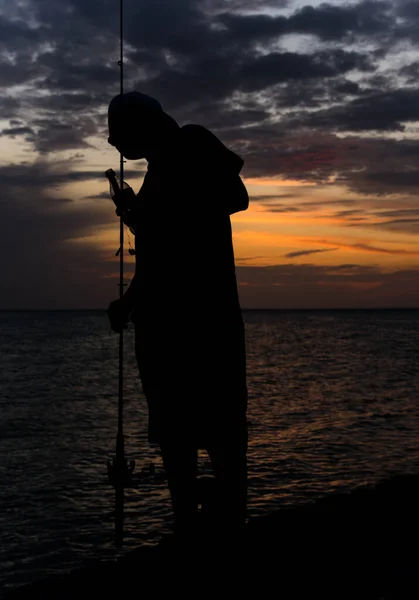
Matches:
[107,457,166,488]
[107,455,135,488]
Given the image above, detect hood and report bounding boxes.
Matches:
[179,124,248,214]
[180,124,244,174]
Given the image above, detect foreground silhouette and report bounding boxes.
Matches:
[106,92,249,538]
[6,473,419,597]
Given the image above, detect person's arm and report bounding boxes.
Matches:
[122,273,137,310]
[107,274,137,333]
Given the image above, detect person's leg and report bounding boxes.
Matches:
[205,383,248,532]
[160,442,199,536]
[207,439,247,531]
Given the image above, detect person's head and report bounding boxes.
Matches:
[107,91,177,160]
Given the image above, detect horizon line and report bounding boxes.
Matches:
[1,307,419,312]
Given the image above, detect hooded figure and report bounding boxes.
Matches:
[107,92,249,538]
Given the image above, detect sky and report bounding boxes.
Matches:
[1,0,419,309]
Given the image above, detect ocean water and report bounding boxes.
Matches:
[2,309,419,590]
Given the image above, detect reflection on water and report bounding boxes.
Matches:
[1,309,419,589]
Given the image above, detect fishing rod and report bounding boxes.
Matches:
[105,0,135,549]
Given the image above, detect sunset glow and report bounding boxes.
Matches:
[2,0,419,308]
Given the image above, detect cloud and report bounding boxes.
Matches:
[229,131,419,198]
[240,49,372,89]
[141,48,373,118]
[284,248,339,258]
[218,1,394,44]
[356,217,419,235]
[85,192,113,200]
[204,0,289,14]
[0,126,34,138]
[305,238,419,256]
[299,199,358,208]
[333,209,364,217]
[350,242,419,255]
[288,1,394,40]
[347,168,419,195]
[0,0,411,162]
[1,0,381,156]
[1,0,419,309]
[0,96,21,120]
[261,205,301,213]
[376,208,419,218]
[0,162,144,189]
[0,159,128,309]
[236,263,419,308]
[301,88,419,132]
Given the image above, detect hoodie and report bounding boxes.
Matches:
[131,123,248,446]
[133,122,248,306]
[176,124,249,215]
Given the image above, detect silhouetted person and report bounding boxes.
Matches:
[107,92,249,543]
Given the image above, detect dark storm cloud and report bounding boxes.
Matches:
[0,1,122,151]
[301,88,419,132]
[0,63,41,88]
[178,103,271,132]
[355,170,419,190]
[239,49,372,89]
[36,52,118,92]
[284,248,338,258]
[0,160,132,309]
[351,217,419,235]
[0,163,102,189]
[32,119,97,154]
[232,129,346,180]
[394,0,419,42]
[204,0,289,13]
[218,1,393,44]
[255,196,361,214]
[306,237,419,256]
[350,242,419,255]
[229,130,419,197]
[1,0,419,310]
[142,48,373,116]
[0,0,410,167]
[400,61,419,83]
[86,192,113,200]
[1,0,385,156]
[288,1,393,39]
[0,162,144,190]
[0,126,35,137]
[344,162,419,196]
[375,208,419,218]
[0,15,43,45]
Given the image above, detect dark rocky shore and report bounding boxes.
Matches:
[5,473,419,598]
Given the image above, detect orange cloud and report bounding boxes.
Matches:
[304,237,419,256]
[243,177,317,187]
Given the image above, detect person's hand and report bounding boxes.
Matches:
[107,298,131,333]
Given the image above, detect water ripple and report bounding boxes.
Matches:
[2,309,419,589]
